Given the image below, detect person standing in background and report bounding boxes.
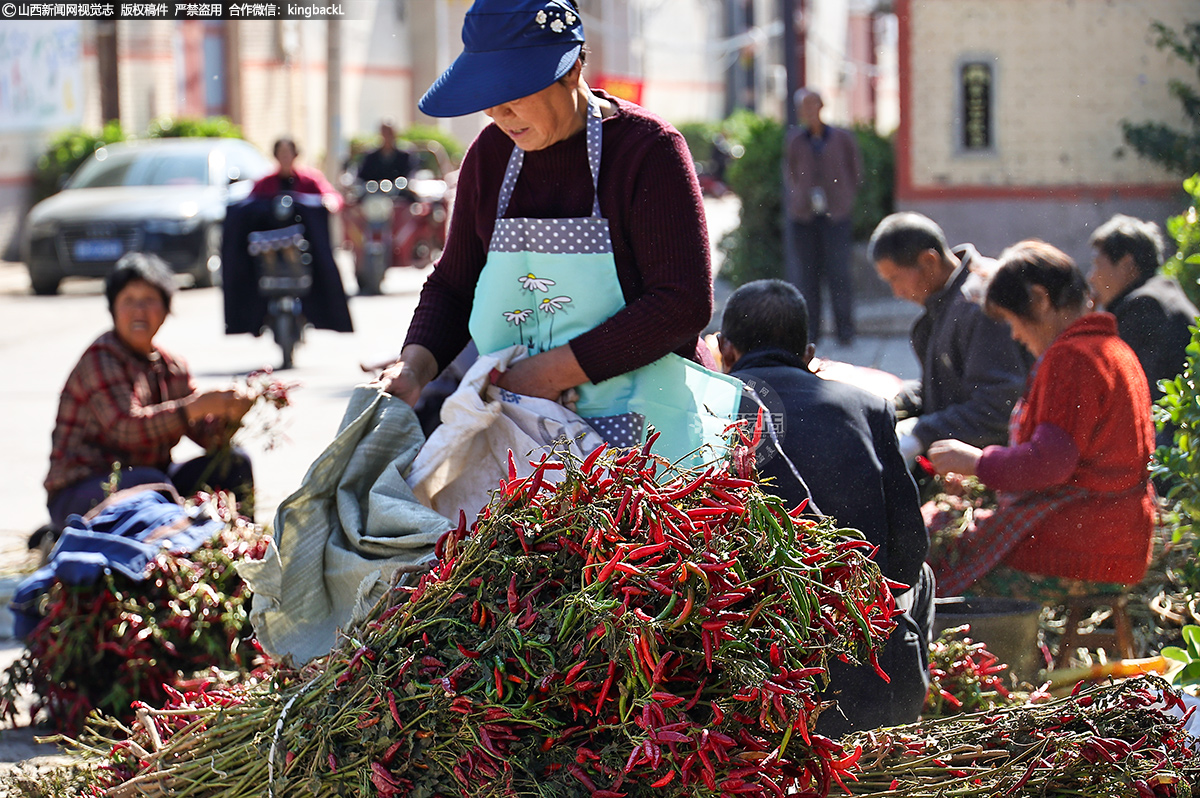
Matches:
[783,89,862,346]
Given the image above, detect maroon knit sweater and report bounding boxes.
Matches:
[403,92,713,384]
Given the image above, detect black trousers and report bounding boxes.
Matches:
[788,217,855,344]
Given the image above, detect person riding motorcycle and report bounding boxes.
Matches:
[355,121,416,185]
[222,137,353,346]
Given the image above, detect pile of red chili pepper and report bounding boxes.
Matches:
[923,624,1021,718]
[844,675,1200,796]
[0,517,269,736]
[65,437,898,798]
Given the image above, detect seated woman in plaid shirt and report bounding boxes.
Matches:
[44,253,255,530]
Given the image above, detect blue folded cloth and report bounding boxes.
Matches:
[10,488,225,639]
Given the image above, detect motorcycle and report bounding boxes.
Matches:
[222,191,354,369]
[343,175,448,296]
[247,197,313,369]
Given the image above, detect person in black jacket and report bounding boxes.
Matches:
[1089,214,1199,450]
[357,121,416,185]
[869,213,1028,468]
[717,278,935,736]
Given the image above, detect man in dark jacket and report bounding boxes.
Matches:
[357,121,415,185]
[869,212,1028,465]
[1090,214,1199,450]
[718,278,934,737]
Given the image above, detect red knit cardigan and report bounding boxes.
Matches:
[996,313,1155,584]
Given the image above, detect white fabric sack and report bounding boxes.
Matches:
[236,385,452,665]
[406,345,605,523]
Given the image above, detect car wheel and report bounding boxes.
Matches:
[29,268,61,296]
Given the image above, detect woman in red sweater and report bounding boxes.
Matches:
[926,240,1155,600]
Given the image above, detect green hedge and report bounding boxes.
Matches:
[33,121,128,204]
[1163,174,1200,309]
[717,113,785,287]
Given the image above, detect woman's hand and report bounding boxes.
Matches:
[496,346,588,404]
[377,344,439,407]
[926,439,983,478]
[185,388,254,425]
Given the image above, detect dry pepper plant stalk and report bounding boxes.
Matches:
[59,437,898,798]
[845,675,1200,796]
[0,518,270,737]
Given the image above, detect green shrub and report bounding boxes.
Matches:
[1162,174,1200,309]
[32,121,128,204]
[146,116,242,139]
[1152,175,1200,592]
[717,113,785,287]
[852,124,895,242]
[400,124,465,165]
[675,120,719,166]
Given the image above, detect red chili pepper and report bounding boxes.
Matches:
[388,691,403,726]
[582,443,608,473]
[650,770,676,788]
[506,574,519,614]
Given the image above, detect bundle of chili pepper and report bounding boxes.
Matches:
[923,625,1021,718]
[845,675,1200,796]
[0,518,270,736]
[65,436,898,798]
[920,477,996,574]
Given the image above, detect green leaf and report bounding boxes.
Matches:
[1163,645,1192,662]
[1183,624,1200,659]
[1178,660,1200,687]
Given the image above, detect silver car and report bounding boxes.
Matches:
[22,138,272,295]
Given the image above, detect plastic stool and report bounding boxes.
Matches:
[1055,593,1135,667]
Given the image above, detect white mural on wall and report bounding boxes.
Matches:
[0,21,83,132]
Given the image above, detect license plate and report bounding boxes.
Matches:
[73,238,124,261]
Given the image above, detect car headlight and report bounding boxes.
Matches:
[362,195,394,223]
[144,216,202,235]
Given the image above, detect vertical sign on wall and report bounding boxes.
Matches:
[960,61,992,151]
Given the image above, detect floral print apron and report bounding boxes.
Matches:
[467,99,742,466]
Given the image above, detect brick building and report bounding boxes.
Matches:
[895,0,1196,265]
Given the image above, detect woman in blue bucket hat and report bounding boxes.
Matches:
[379,0,742,465]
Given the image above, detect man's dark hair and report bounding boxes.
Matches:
[721,279,809,357]
[985,240,1088,320]
[106,252,175,315]
[867,212,951,267]
[273,136,299,158]
[1090,214,1165,279]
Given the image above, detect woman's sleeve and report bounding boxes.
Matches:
[567,130,713,384]
[79,348,190,452]
[402,138,490,372]
[975,422,1080,491]
[308,167,344,213]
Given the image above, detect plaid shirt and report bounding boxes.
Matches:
[45,331,221,496]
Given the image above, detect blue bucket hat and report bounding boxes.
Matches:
[419,0,585,118]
